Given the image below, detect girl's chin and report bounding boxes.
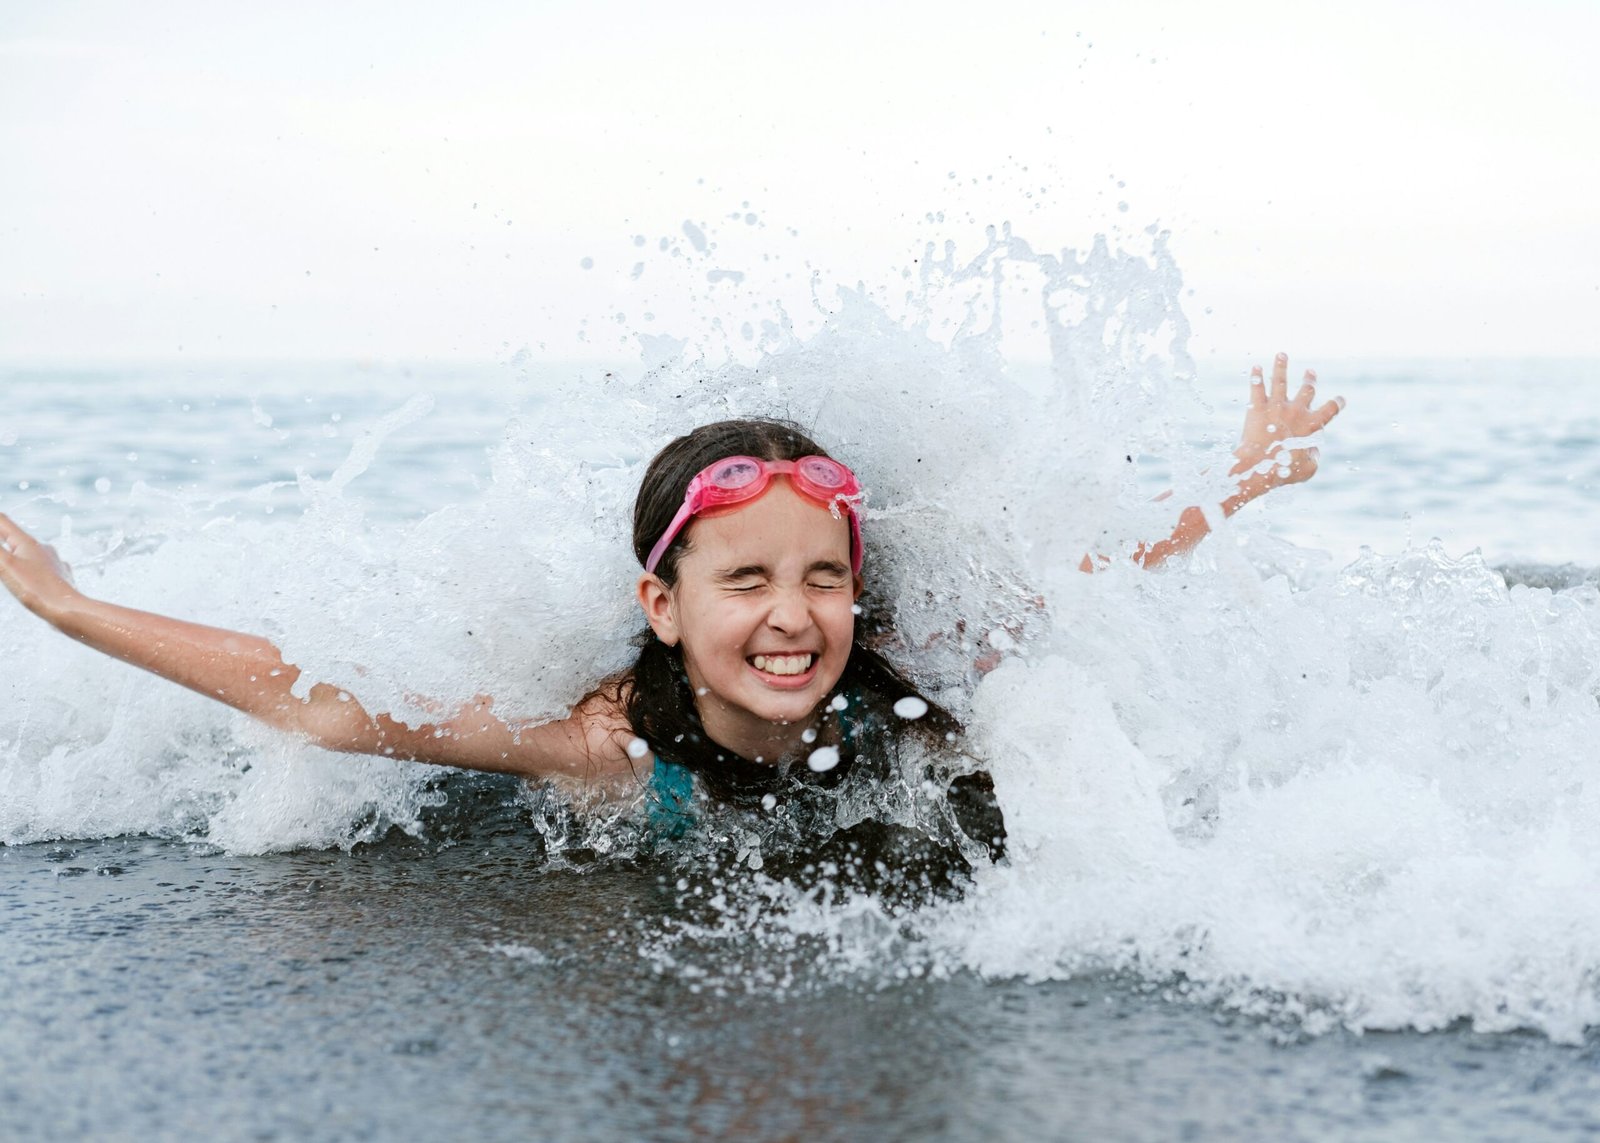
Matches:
[743,677,845,724]
[742,687,822,722]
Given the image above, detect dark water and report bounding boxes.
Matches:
[4,802,1599,1143]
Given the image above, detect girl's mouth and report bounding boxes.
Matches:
[748,653,817,679]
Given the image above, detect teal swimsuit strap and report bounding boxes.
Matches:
[647,754,696,838]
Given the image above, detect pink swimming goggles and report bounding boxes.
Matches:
[645,455,865,575]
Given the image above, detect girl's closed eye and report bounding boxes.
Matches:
[714,565,770,591]
[808,560,849,579]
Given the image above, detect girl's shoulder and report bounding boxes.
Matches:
[481,676,641,789]
[568,675,646,785]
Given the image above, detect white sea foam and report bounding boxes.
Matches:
[924,543,1600,1042]
[1,215,1597,1042]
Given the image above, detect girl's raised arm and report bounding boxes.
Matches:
[1086,353,1344,571]
[0,513,633,784]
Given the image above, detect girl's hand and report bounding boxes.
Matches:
[1231,352,1344,486]
[1102,353,1346,570]
[0,512,81,622]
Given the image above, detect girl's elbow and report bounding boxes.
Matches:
[263,692,387,757]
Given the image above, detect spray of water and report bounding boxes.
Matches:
[1,210,1597,1041]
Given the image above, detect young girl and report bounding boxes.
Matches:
[0,356,1340,858]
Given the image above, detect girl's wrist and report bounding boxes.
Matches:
[1225,469,1278,514]
[1231,443,1275,476]
[39,587,95,634]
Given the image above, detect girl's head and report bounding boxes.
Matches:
[633,419,861,751]
[623,417,958,800]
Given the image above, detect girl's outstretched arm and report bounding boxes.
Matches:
[0,513,632,783]
[1085,353,1344,571]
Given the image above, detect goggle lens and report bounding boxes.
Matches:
[709,458,764,490]
[796,456,848,490]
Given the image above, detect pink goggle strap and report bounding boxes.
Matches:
[644,497,699,575]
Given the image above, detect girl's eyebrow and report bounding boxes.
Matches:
[809,559,850,577]
[713,564,769,582]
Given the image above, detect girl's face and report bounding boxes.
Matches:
[637,481,861,761]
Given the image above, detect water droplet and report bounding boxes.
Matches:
[580,256,594,270]
[626,737,650,759]
[807,746,840,773]
[893,696,929,720]
[761,794,777,811]
[800,727,818,744]
[93,477,111,494]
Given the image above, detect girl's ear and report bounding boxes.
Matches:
[852,573,864,601]
[637,573,680,646]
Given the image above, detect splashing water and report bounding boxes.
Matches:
[928,541,1600,1040]
[1,215,1597,1043]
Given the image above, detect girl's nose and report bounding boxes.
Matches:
[764,588,811,634]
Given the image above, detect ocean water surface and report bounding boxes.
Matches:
[2,230,1599,1140]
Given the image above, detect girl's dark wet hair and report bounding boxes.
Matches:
[621,416,961,801]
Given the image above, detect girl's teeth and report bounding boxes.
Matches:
[752,654,813,676]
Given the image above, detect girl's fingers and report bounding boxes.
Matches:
[0,514,31,550]
[1313,396,1344,429]
[1294,369,1318,406]
[0,515,46,560]
[1249,365,1268,408]
[1270,353,1289,402]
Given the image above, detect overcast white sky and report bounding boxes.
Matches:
[3,0,1597,364]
